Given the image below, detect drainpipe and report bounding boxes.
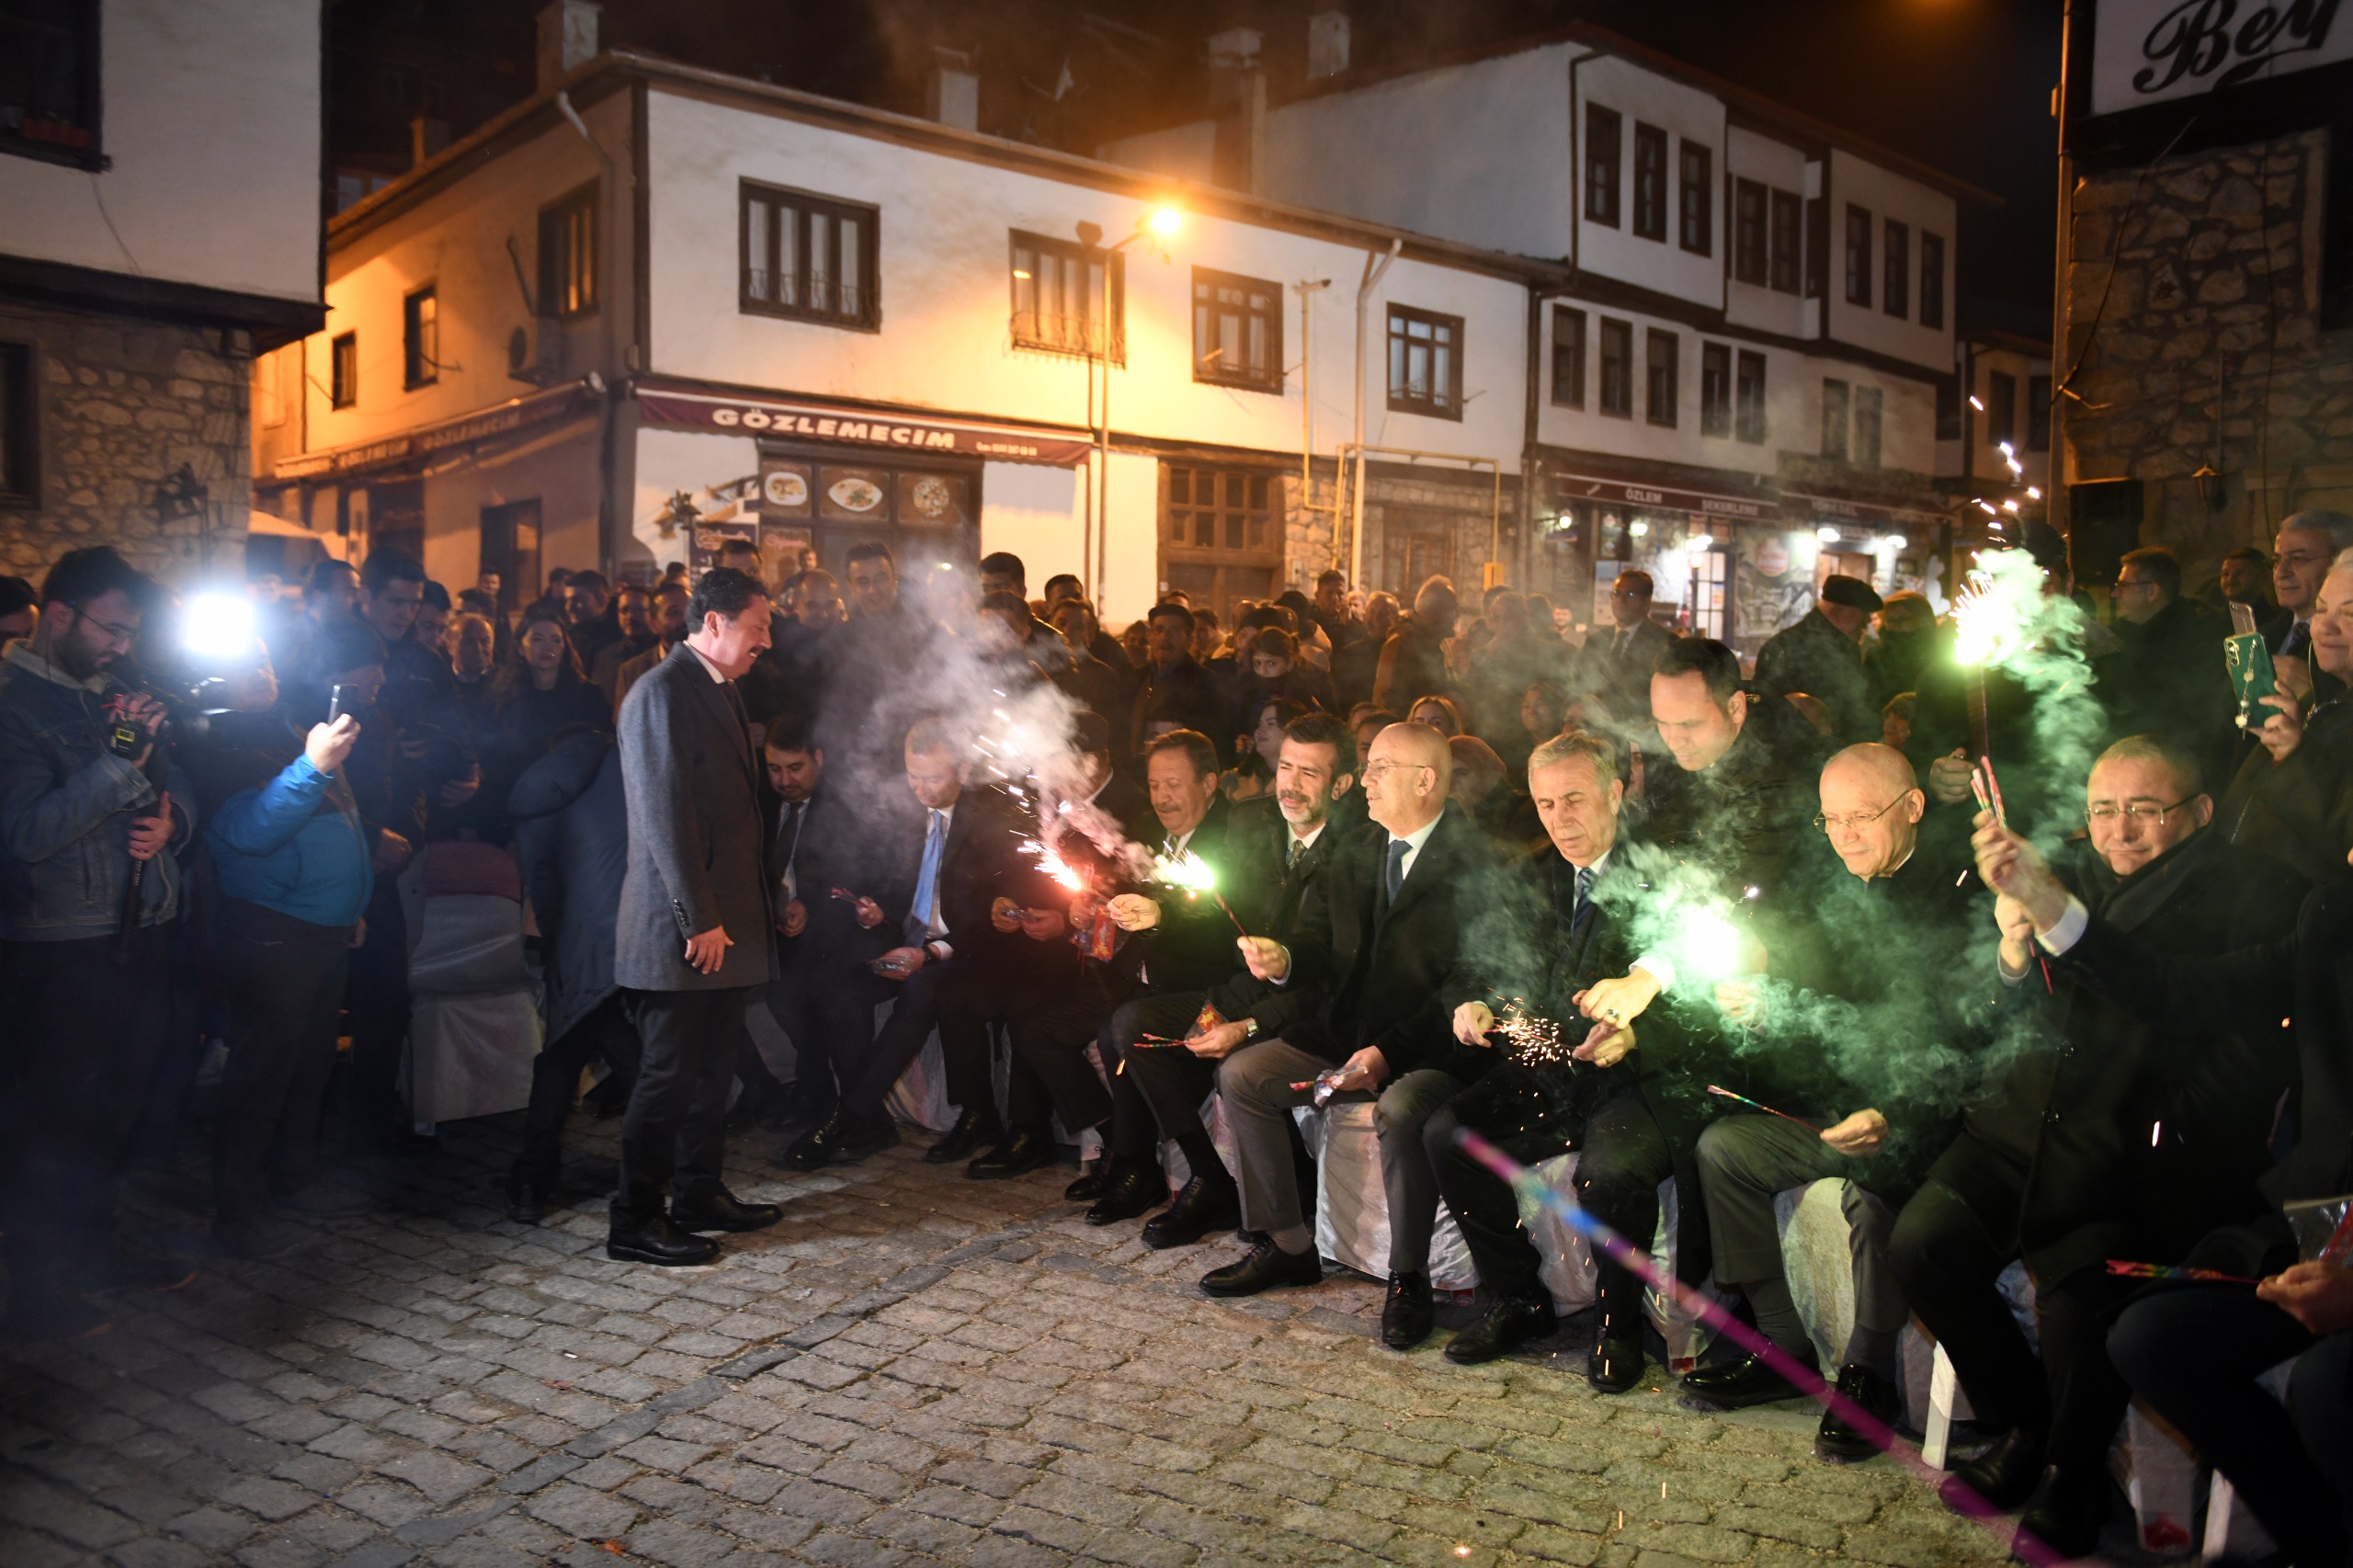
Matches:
[1348,238,1402,584]
[557,89,627,574]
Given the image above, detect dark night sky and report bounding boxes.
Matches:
[333,0,2063,325]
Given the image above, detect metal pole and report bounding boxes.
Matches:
[1351,239,1402,584]
[2050,0,2075,560]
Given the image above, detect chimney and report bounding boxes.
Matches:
[536,0,601,95]
[410,114,449,168]
[1208,27,1266,194]
[1307,10,1350,80]
[927,47,979,131]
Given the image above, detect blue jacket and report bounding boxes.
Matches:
[207,753,373,928]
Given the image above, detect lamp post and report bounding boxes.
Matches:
[1080,203,1181,610]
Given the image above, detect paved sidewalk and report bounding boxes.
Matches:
[0,1117,2015,1568]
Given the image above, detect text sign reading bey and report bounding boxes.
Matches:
[2091,0,2353,117]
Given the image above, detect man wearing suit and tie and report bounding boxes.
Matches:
[779,716,1028,1170]
[1572,570,1674,722]
[609,567,785,1267]
[1207,722,1496,1346]
[755,713,865,1133]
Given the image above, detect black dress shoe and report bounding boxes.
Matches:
[1064,1161,1110,1202]
[506,1180,546,1226]
[1381,1271,1435,1350]
[1588,1335,1645,1393]
[966,1127,1055,1179]
[1085,1161,1167,1224]
[1942,1426,2044,1513]
[670,1181,782,1233]
[1448,1293,1554,1364]
[606,1212,718,1267]
[1679,1347,1818,1411]
[779,1109,898,1171]
[1815,1363,1900,1463]
[1200,1238,1322,1297]
[2017,1463,2114,1560]
[925,1108,1001,1165]
[1142,1175,1243,1250]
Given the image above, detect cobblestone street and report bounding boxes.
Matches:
[0,1119,2012,1568]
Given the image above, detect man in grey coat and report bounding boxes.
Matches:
[608,567,783,1265]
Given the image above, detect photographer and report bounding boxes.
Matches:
[203,698,372,1260]
[0,547,195,1340]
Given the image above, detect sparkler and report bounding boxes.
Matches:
[2103,1260,2262,1285]
[1019,838,1087,893]
[1970,757,2054,994]
[1452,1129,2067,1568]
[1154,849,1250,937]
[1486,1000,1572,1066]
[1704,1085,1821,1133]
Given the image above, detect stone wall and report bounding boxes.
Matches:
[0,299,252,586]
[2062,128,2353,572]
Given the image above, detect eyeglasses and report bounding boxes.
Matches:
[2085,797,2196,825]
[68,603,139,648]
[1360,761,1434,781]
[2114,576,2158,593]
[1814,794,1910,833]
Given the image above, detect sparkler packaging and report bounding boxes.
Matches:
[2223,602,2279,731]
[2285,1194,2353,1263]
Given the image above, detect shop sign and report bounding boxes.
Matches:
[1552,470,1776,522]
[635,381,1094,467]
[2090,0,2353,117]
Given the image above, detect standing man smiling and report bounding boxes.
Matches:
[608,567,782,1266]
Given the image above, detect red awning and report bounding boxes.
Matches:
[632,379,1095,468]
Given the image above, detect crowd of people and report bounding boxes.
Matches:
[1,506,2350,1563]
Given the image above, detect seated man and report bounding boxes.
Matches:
[1428,729,1667,1381]
[1209,722,1496,1351]
[1088,712,1366,1241]
[1680,744,1982,1465]
[779,717,1029,1169]
[1892,734,2305,1558]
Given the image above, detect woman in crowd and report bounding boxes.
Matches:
[481,607,611,841]
[1407,693,1466,737]
[1223,695,1307,801]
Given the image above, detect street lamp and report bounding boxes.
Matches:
[1081,202,1182,608]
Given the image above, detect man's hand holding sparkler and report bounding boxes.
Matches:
[1237,936,1290,983]
[1573,1018,1634,1067]
[1927,747,1973,804]
[1106,893,1161,932]
[1972,813,2067,932]
[2258,1261,2353,1335]
[779,898,808,938]
[1575,966,1662,1028]
[1993,893,2038,979]
[849,894,885,929]
[1453,1001,1495,1047]
[1819,1108,1889,1157]
[1185,1019,1252,1061]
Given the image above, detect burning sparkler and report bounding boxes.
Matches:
[1486,1000,1572,1065]
[1705,1085,1821,1133]
[1154,848,1250,937]
[1020,838,1087,893]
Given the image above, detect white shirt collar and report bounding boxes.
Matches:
[686,642,726,683]
[1290,818,1328,853]
[1390,812,1442,857]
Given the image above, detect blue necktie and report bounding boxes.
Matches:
[1385,837,1409,901]
[1573,865,1594,929]
[2282,620,2312,660]
[905,810,944,946]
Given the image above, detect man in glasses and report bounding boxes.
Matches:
[1678,744,1978,1461]
[1888,734,2305,1558]
[0,547,194,1340]
[2272,510,2353,659]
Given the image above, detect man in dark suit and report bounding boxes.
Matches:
[1204,722,1496,1342]
[1893,734,2306,1557]
[1754,574,1882,744]
[608,567,784,1267]
[779,716,1029,1170]
[1086,713,1367,1239]
[1570,570,1673,722]
[751,715,868,1133]
[1128,602,1228,764]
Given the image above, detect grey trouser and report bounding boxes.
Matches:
[1218,1036,1460,1269]
[1693,1113,1906,1356]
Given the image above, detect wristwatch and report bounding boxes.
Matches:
[1242,1017,1261,1039]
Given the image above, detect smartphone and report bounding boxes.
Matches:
[327,684,351,724]
[2223,630,2277,728]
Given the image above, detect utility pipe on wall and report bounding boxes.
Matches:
[1347,238,1402,584]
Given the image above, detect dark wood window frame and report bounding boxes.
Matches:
[1920,232,1947,329]
[1733,178,1768,286]
[1161,464,1283,620]
[1584,103,1621,228]
[1844,203,1873,308]
[403,285,438,389]
[1699,342,1732,437]
[1734,349,1768,444]
[1550,304,1586,409]
[1678,140,1712,256]
[1770,189,1802,294]
[1853,384,1884,468]
[1882,219,1910,320]
[1597,317,1633,418]
[1190,266,1284,392]
[1386,304,1464,420]
[1,0,104,171]
[0,341,37,507]
[739,179,881,329]
[1632,122,1669,242]
[330,332,358,410]
[538,180,600,320]
[1009,230,1124,362]
[1645,328,1679,428]
[1822,378,1850,460]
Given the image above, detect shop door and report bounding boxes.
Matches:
[1380,508,1457,602]
[1160,464,1283,622]
[480,500,542,611]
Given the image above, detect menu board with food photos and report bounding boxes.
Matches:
[756,459,813,517]
[816,467,892,522]
[896,471,968,528]
[689,518,757,574]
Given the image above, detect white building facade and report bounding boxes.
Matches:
[1,0,324,584]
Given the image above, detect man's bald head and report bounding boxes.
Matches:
[1362,721,1451,837]
[1818,743,1925,881]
